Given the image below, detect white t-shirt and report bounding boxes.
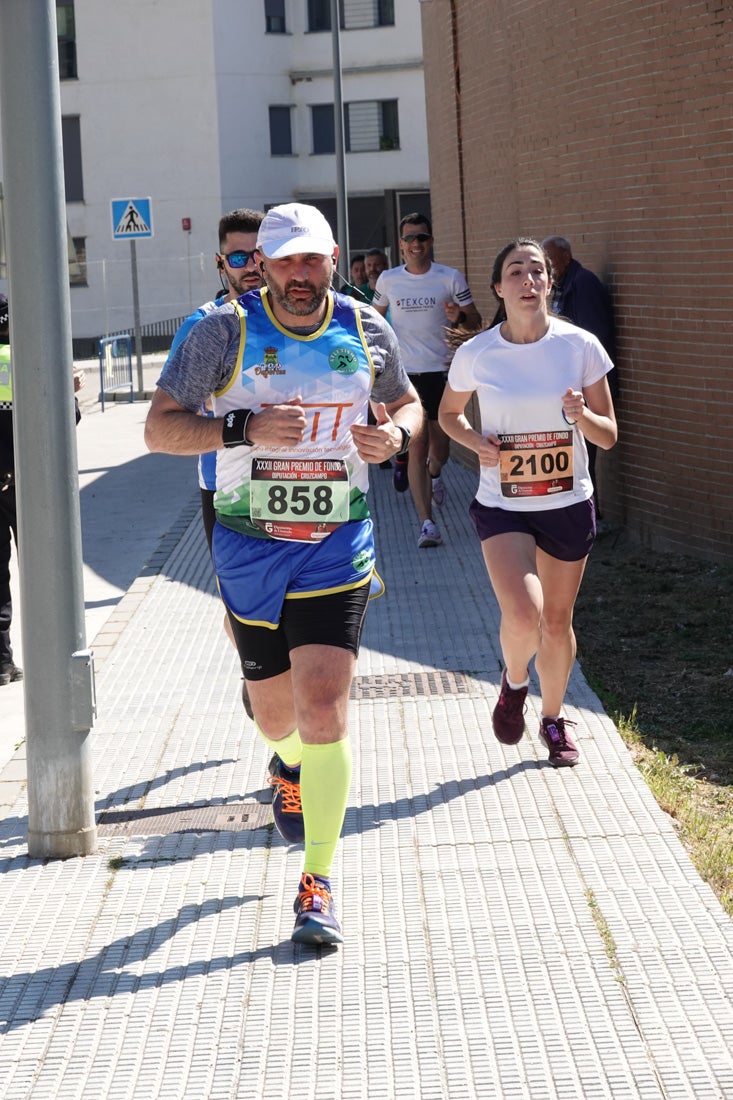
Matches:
[447,317,613,511]
[373,262,475,374]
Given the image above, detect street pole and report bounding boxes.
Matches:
[130,239,145,396]
[331,0,349,280]
[0,0,97,858]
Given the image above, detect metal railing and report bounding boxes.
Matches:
[98,334,133,412]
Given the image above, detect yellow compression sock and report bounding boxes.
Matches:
[254,722,302,769]
[301,738,352,880]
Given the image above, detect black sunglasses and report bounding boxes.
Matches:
[400,233,432,244]
[221,250,257,268]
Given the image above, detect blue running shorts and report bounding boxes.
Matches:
[213,517,376,628]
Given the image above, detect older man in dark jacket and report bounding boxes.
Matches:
[542,236,618,396]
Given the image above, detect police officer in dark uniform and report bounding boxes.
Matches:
[0,293,22,685]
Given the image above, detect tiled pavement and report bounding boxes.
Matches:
[0,438,732,1098]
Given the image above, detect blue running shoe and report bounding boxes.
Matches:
[431,474,446,508]
[267,756,304,843]
[292,873,343,946]
[393,454,409,492]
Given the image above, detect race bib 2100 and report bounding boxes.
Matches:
[499,431,574,498]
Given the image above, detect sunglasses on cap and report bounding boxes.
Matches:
[220,250,257,268]
[400,232,432,244]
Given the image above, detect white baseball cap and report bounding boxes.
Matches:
[256,203,336,259]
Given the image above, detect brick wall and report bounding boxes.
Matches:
[420,0,733,562]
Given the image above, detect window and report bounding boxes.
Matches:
[269,106,292,155]
[346,99,399,151]
[56,0,77,79]
[61,115,84,201]
[265,0,286,33]
[69,236,87,287]
[311,104,335,155]
[344,0,393,28]
[307,0,394,32]
[308,0,336,31]
[311,100,399,154]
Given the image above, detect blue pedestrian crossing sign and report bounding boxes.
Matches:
[111,197,153,240]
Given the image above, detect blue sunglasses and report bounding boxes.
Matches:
[221,250,257,269]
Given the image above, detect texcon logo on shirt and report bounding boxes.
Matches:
[395,296,438,310]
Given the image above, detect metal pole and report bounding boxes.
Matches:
[102,257,109,338]
[331,0,349,279]
[0,0,97,858]
[185,230,192,313]
[130,239,144,396]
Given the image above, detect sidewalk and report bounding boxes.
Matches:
[0,383,732,1098]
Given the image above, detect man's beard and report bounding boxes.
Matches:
[267,271,331,317]
[229,271,263,296]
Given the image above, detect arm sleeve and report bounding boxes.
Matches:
[359,307,411,404]
[582,333,614,388]
[446,341,475,392]
[371,273,391,311]
[166,309,205,361]
[452,270,475,308]
[156,308,240,411]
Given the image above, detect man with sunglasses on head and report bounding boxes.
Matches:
[373,213,481,548]
[166,208,265,551]
[163,208,265,718]
[146,203,422,946]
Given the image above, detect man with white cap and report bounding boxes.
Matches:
[146,203,423,946]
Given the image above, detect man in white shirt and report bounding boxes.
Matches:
[373,213,481,547]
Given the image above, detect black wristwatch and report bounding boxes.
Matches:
[396,425,411,457]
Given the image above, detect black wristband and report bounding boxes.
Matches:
[222,408,255,448]
[396,425,411,457]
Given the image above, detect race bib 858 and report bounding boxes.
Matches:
[250,457,350,541]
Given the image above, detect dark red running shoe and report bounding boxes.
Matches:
[491,670,527,745]
[539,716,580,767]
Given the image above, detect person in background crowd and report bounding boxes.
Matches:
[349,254,366,289]
[340,254,367,299]
[359,248,388,304]
[0,294,85,686]
[439,238,617,767]
[168,208,266,554]
[541,236,618,515]
[373,213,481,548]
[165,208,266,720]
[357,249,392,466]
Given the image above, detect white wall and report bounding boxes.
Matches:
[0,0,429,341]
[64,0,223,336]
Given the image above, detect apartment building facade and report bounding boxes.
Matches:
[0,0,430,341]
